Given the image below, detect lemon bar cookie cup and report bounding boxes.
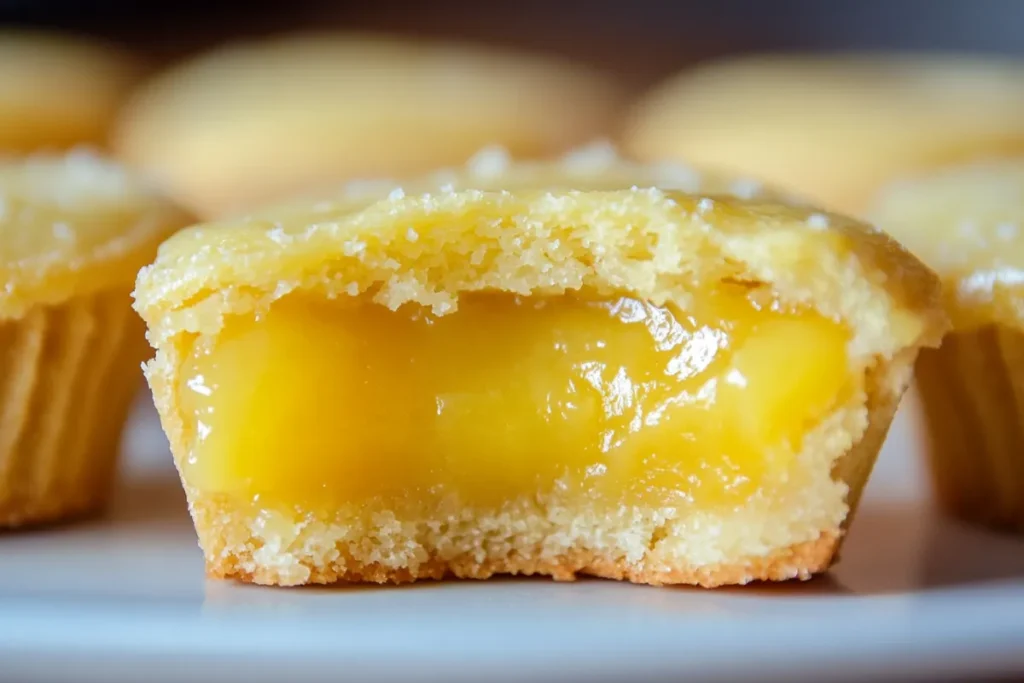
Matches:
[625,54,1024,216]
[114,33,621,218]
[134,149,946,587]
[873,161,1024,532]
[0,152,190,528]
[0,30,139,152]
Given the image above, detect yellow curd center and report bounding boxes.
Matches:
[179,287,853,511]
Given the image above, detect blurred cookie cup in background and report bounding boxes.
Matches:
[0,152,191,528]
[0,31,140,153]
[113,33,622,219]
[624,54,1024,216]
[871,161,1024,533]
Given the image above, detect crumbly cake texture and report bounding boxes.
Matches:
[625,54,1024,214]
[0,152,190,527]
[872,162,1024,532]
[134,150,947,586]
[113,33,622,218]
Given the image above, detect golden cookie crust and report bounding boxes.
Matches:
[198,483,841,587]
[135,149,944,355]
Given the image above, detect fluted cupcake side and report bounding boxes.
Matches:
[915,324,1024,532]
[0,289,147,527]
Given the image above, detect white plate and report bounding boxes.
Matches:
[2,387,1024,683]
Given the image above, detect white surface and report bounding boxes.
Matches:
[2,388,1024,683]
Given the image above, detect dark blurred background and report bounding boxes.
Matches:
[3,0,1024,85]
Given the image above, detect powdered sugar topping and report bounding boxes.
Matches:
[806,213,830,230]
[996,222,1019,242]
[561,140,619,172]
[467,146,512,177]
[728,178,764,200]
[343,239,366,257]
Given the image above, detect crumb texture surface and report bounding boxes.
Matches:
[135,148,944,356]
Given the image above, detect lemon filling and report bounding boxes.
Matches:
[178,286,855,513]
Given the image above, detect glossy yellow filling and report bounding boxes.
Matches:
[179,287,854,512]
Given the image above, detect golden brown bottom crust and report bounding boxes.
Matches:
[188,488,843,588]
[203,529,840,588]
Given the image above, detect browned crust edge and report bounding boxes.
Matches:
[831,347,917,554]
[202,526,841,588]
